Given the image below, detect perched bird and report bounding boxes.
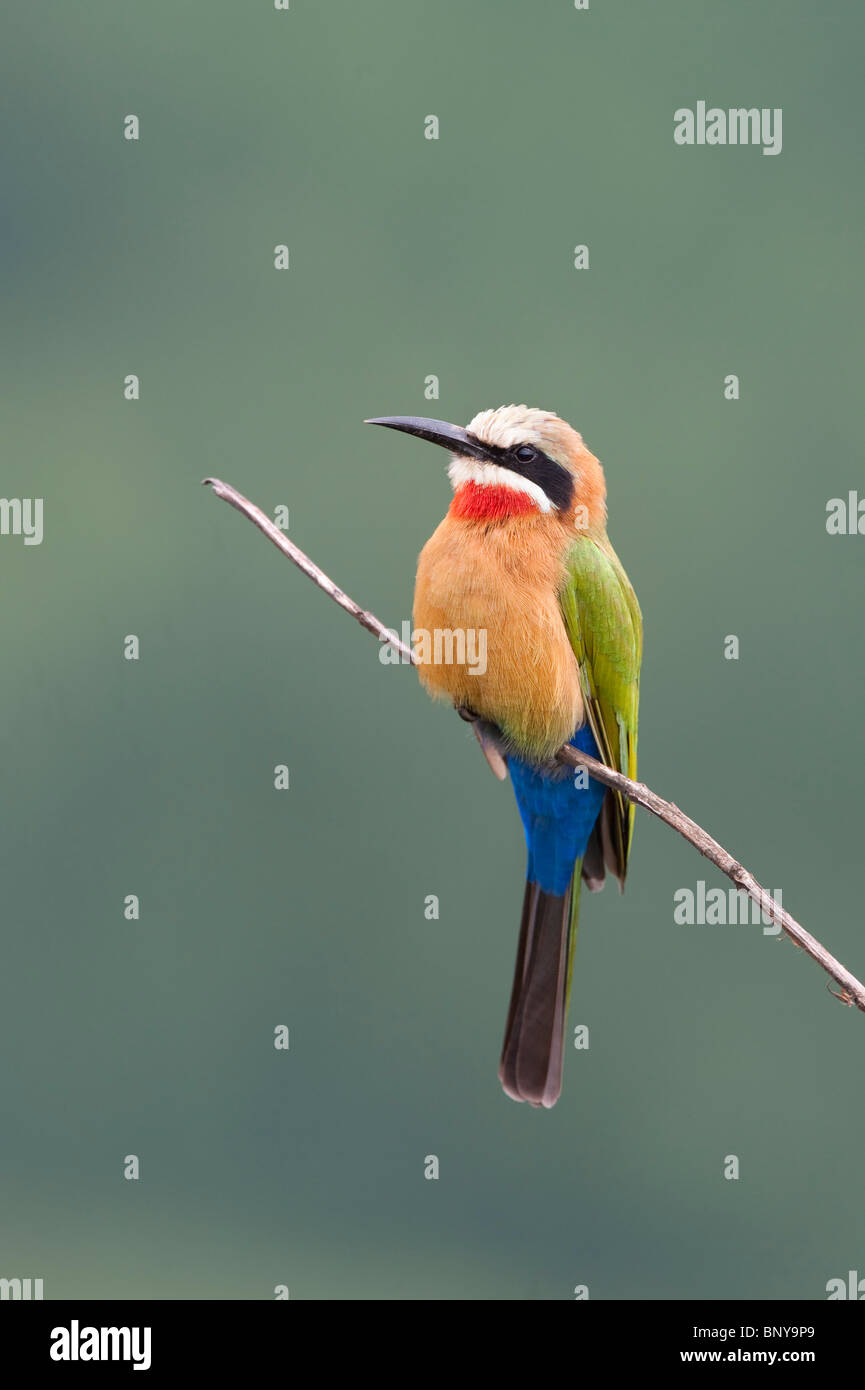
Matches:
[367,407,642,1108]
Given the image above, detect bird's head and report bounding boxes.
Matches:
[366,404,606,528]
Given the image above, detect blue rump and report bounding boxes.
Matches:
[506,726,607,896]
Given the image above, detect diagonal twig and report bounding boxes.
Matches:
[203,476,865,1015]
[203,476,415,662]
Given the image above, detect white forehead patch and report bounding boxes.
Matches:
[447,456,552,513]
[466,404,561,452]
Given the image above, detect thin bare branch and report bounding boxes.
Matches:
[202,477,414,662]
[556,745,864,1011]
[204,475,865,1015]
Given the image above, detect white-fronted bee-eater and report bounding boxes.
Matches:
[367,406,642,1108]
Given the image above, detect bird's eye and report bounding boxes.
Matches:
[515,445,536,464]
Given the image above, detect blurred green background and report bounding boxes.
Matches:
[2,0,863,1300]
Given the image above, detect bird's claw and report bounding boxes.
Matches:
[827,982,855,1007]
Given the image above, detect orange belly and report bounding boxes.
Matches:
[413,513,583,761]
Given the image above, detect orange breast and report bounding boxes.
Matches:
[412,511,583,761]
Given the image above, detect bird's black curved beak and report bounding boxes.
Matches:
[364,415,490,462]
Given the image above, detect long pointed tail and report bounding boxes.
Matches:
[498,866,582,1108]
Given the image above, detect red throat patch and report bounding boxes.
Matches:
[449,481,539,521]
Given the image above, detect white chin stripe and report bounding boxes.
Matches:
[447,456,553,513]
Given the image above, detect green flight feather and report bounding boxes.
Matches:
[558,531,643,886]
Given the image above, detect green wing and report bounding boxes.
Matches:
[558,533,642,887]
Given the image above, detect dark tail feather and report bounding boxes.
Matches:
[498,870,582,1108]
